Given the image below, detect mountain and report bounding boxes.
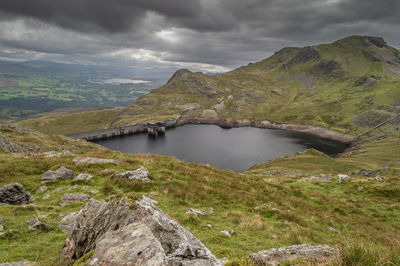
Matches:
[17,35,400,137]
[111,35,400,134]
[2,36,400,264]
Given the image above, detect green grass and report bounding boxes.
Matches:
[0,127,399,264]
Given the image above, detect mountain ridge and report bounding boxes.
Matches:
[17,35,400,138]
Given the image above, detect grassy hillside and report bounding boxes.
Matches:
[0,125,399,265]
[17,35,400,137]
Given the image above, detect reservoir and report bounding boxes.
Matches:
[93,124,347,172]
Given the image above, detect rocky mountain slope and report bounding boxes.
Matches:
[17,35,400,137]
[115,36,399,135]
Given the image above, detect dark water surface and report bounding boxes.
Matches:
[93,124,347,172]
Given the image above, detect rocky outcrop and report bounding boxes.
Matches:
[0,183,30,205]
[250,244,337,265]
[87,222,167,265]
[41,166,75,182]
[58,211,79,234]
[72,157,121,165]
[113,167,151,182]
[0,136,25,154]
[61,196,221,265]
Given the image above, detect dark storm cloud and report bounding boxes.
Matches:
[0,0,203,32]
[0,0,399,73]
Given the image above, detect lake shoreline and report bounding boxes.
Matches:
[175,115,358,144]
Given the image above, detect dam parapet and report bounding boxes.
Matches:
[67,119,177,140]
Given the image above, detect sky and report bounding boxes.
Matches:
[0,0,399,74]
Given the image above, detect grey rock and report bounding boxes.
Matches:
[42,194,50,200]
[41,166,75,182]
[61,193,91,203]
[42,150,71,157]
[0,183,30,205]
[250,244,337,265]
[72,157,121,165]
[61,198,136,260]
[90,190,99,194]
[74,173,93,181]
[113,167,151,182]
[220,230,234,237]
[58,211,79,234]
[53,187,63,193]
[186,208,206,217]
[68,185,79,191]
[61,196,221,265]
[87,223,167,265]
[36,186,48,194]
[0,217,6,223]
[0,136,25,154]
[27,217,50,232]
[301,174,331,182]
[0,260,33,266]
[0,225,4,231]
[336,174,351,184]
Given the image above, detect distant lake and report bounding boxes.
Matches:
[88,78,151,84]
[93,124,347,172]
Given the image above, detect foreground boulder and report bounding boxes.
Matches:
[61,196,221,265]
[0,183,30,205]
[41,166,75,182]
[113,167,151,182]
[73,157,121,165]
[250,244,337,265]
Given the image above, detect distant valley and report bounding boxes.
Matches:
[0,60,167,122]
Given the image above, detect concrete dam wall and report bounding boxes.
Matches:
[67,118,177,140]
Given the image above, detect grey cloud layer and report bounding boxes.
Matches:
[0,0,399,72]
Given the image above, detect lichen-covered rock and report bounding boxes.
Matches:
[58,211,79,234]
[72,157,121,165]
[74,173,93,180]
[87,223,167,265]
[41,167,75,182]
[0,183,30,205]
[0,136,25,154]
[250,244,337,265]
[61,196,221,265]
[186,208,206,217]
[336,174,351,184]
[301,174,331,182]
[113,167,151,182]
[27,217,50,232]
[36,186,48,194]
[61,199,136,260]
[61,193,91,203]
[0,260,33,266]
